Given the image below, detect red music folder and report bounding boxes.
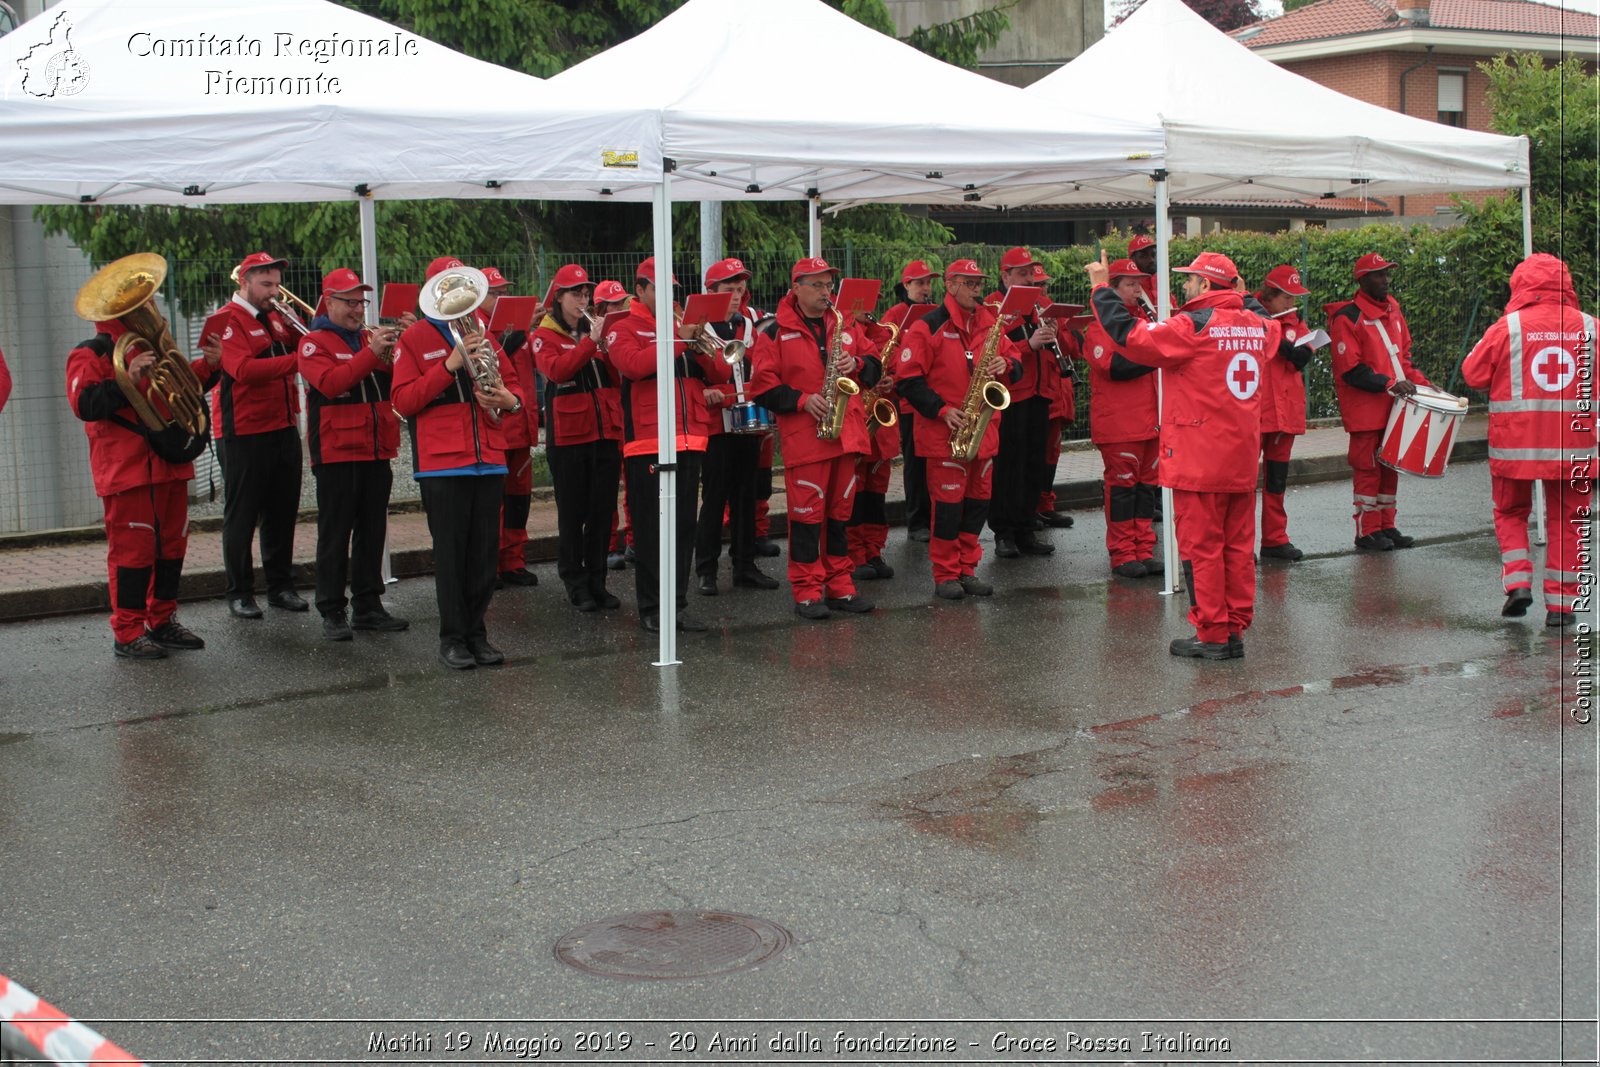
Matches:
[834,278,881,320]
[996,285,1042,317]
[894,302,937,330]
[379,283,420,320]
[1040,302,1086,320]
[200,307,232,347]
[679,291,734,327]
[489,296,539,334]
[600,309,632,339]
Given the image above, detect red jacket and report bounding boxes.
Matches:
[1257,301,1310,436]
[298,321,401,467]
[497,322,539,450]
[533,314,622,447]
[1327,291,1430,433]
[1083,297,1159,445]
[699,307,768,438]
[1460,253,1596,481]
[879,300,925,417]
[67,321,215,496]
[210,297,301,438]
[1090,285,1280,494]
[894,294,1022,461]
[985,288,1049,402]
[1040,326,1079,423]
[747,292,878,467]
[854,313,901,461]
[606,303,730,458]
[391,318,524,473]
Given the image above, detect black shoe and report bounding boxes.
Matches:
[1547,610,1576,628]
[1028,515,1045,531]
[573,594,600,613]
[1140,558,1162,574]
[1354,533,1393,551]
[1015,533,1055,556]
[676,612,708,632]
[500,567,539,587]
[1260,542,1304,561]
[114,634,168,660]
[590,587,621,610]
[908,527,931,544]
[146,618,204,650]
[1227,632,1245,659]
[321,611,353,642]
[958,574,993,597]
[994,535,1020,559]
[826,594,874,614]
[866,555,894,579]
[467,639,505,666]
[607,551,627,571]
[794,599,831,620]
[1113,561,1148,578]
[438,643,476,670]
[350,609,409,632]
[228,596,263,619]
[754,538,781,558]
[1169,636,1233,660]
[934,581,965,601]
[640,613,660,633]
[732,566,780,590]
[696,573,718,597]
[1380,527,1415,549]
[1038,510,1075,529]
[624,545,637,564]
[267,590,309,612]
[1502,588,1534,618]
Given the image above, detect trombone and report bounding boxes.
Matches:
[229,264,313,337]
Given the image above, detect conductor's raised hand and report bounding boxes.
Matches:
[1084,249,1111,289]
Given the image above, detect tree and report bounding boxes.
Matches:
[1114,0,1267,32]
[1281,0,1318,11]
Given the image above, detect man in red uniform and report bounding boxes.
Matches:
[1034,262,1078,531]
[1087,251,1281,660]
[749,257,880,619]
[1082,258,1159,577]
[847,289,905,583]
[212,251,307,619]
[888,260,938,542]
[895,259,1022,600]
[1328,253,1431,550]
[987,247,1060,559]
[607,257,731,633]
[482,265,540,589]
[1128,234,1161,316]
[298,268,410,641]
[1254,265,1314,561]
[1460,253,1595,627]
[593,279,635,572]
[67,318,219,658]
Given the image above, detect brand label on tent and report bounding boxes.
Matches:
[602,149,641,170]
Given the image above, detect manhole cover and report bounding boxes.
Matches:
[554,910,792,980]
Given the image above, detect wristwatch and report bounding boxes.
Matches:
[508,397,523,415]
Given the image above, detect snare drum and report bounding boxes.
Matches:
[1378,385,1469,478]
[724,402,774,435]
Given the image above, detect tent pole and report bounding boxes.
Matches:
[700,201,723,278]
[653,174,680,667]
[1154,171,1180,597]
[1522,184,1547,546]
[808,195,821,258]
[357,193,396,584]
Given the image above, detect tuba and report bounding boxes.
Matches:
[75,253,211,451]
[949,300,1011,461]
[815,300,861,440]
[419,266,503,417]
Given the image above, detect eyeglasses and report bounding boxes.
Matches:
[797,280,836,291]
[329,296,369,307]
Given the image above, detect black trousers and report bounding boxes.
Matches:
[419,474,504,647]
[899,412,929,533]
[625,451,701,617]
[219,426,304,598]
[312,460,391,617]
[695,432,761,576]
[990,394,1051,538]
[548,438,622,602]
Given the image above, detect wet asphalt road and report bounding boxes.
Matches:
[0,458,1595,1065]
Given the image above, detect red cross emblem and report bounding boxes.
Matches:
[1227,353,1260,400]
[1530,345,1576,392]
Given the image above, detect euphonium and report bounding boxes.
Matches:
[75,253,210,441]
[816,300,860,441]
[949,300,1011,461]
[863,319,901,433]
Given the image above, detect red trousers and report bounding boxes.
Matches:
[927,456,993,583]
[1260,431,1296,547]
[755,431,775,538]
[610,463,633,551]
[1174,488,1256,644]
[1348,429,1398,537]
[784,454,859,602]
[498,446,533,573]
[847,454,894,565]
[103,481,190,642]
[1037,417,1067,513]
[1493,475,1589,613]
[1098,438,1159,565]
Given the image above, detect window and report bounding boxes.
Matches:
[1438,71,1466,126]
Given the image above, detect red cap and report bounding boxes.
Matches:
[1108,258,1145,279]
[320,267,371,295]
[1263,264,1309,295]
[790,256,840,282]
[1173,251,1239,284]
[1128,234,1156,254]
[635,257,678,286]
[705,257,752,286]
[594,280,628,305]
[236,251,287,277]
[551,263,591,291]
[1000,247,1036,271]
[1353,253,1397,278]
[900,260,936,284]
[1030,263,1053,284]
[425,256,464,281]
[944,259,987,281]
[481,266,511,290]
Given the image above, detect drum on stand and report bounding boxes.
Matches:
[724,402,774,435]
[1378,384,1469,478]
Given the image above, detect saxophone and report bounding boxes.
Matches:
[948,301,1012,461]
[863,319,901,434]
[815,300,860,440]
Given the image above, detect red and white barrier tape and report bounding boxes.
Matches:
[0,973,142,1066]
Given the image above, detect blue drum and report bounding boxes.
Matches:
[725,403,774,435]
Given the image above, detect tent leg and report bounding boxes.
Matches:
[700,201,722,277]
[653,176,680,667]
[1521,186,1548,547]
[808,196,821,259]
[1153,172,1181,597]
[357,194,397,583]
